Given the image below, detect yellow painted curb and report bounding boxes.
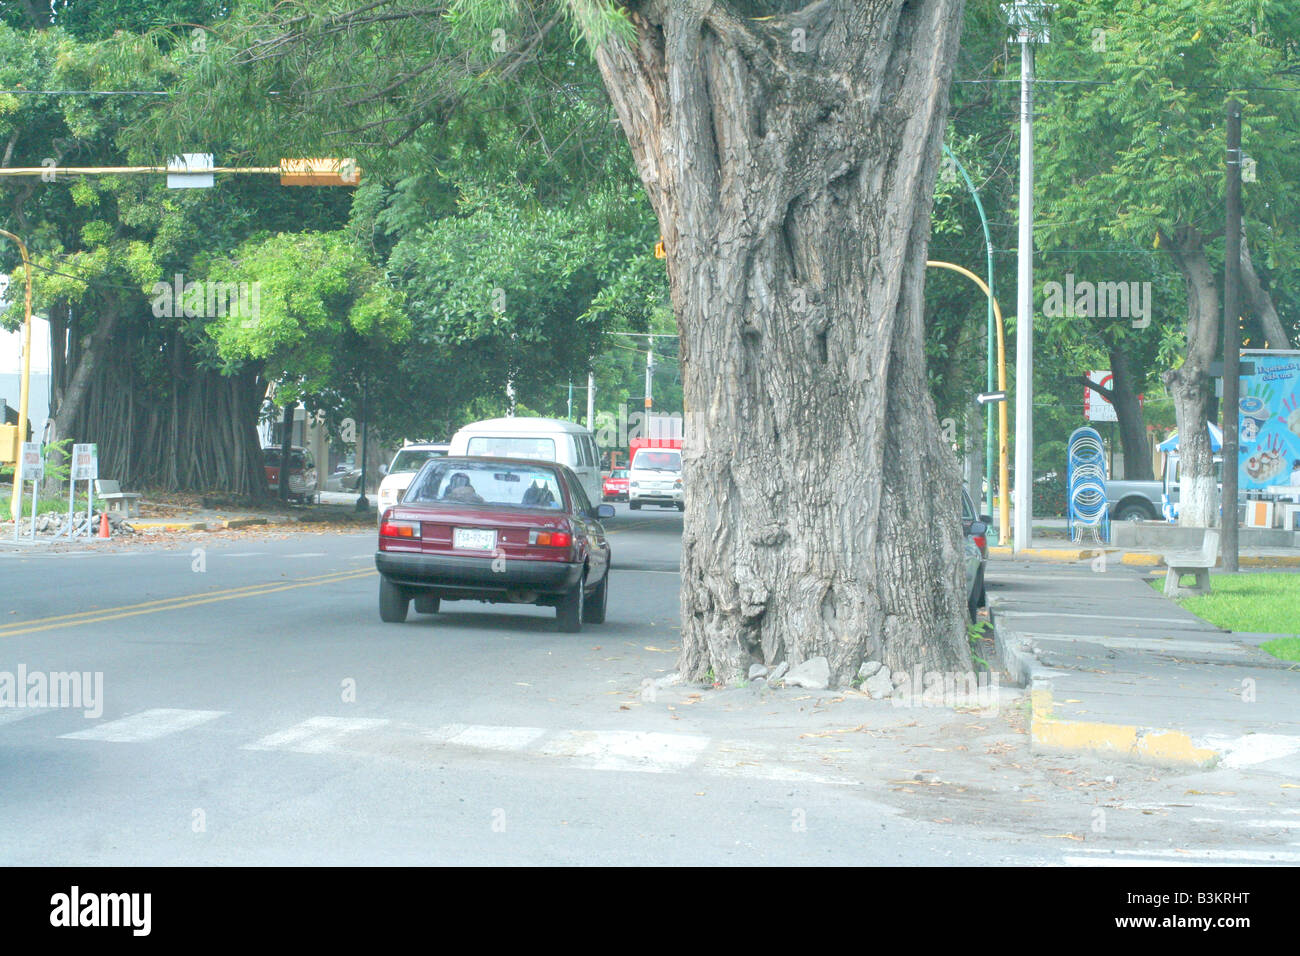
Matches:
[1029,683,1220,768]
[1121,552,1161,566]
[989,547,1090,560]
[1241,555,1300,568]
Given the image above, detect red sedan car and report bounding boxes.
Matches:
[602,468,629,501]
[375,456,614,632]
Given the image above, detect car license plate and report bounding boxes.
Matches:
[453,528,496,551]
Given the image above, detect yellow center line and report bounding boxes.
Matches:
[0,566,370,632]
[1,568,375,638]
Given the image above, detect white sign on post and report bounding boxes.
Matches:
[71,443,98,481]
[20,442,43,480]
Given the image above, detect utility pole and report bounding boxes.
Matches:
[567,380,573,420]
[645,337,655,413]
[1004,1,1051,553]
[586,372,595,432]
[1222,100,1243,572]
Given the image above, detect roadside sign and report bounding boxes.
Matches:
[20,441,42,480]
[167,153,215,189]
[976,390,1007,405]
[279,158,360,186]
[1083,370,1117,422]
[71,443,98,481]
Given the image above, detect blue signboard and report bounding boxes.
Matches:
[1238,351,1300,491]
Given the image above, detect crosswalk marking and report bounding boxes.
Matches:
[430,723,547,751]
[61,708,226,742]
[244,716,389,754]
[0,707,54,727]
[539,730,711,773]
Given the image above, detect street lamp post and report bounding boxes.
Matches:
[2,228,33,523]
[1002,1,1052,553]
[940,144,997,518]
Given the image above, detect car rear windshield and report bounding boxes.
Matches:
[632,450,681,472]
[465,436,557,461]
[389,448,444,474]
[263,449,306,469]
[405,461,566,510]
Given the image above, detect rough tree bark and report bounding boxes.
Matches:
[46,299,121,454]
[1240,235,1292,350]
[593,0,971,686]
[1160,227,1219,527]
[1079,347,1152,481]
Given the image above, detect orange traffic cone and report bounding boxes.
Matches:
[98,512,111,538]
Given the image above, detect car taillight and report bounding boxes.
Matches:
[529,530,572,547]
[973,534,987,555]
[380,520,419,538]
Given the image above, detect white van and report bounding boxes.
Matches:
[448,418,603,507]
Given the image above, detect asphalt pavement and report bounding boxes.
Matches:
[1,505,1298,865]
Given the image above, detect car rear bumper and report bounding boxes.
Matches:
[375,550,583,596]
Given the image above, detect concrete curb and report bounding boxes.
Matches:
[1028,681,1221,769]
[992,604,1223,768]
[990,546,1300,569]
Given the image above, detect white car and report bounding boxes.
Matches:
[448,417,603,509]
[377,443,449,522]
[628,446,684,510]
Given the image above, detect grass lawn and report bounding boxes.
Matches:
[1159,573,1300,656]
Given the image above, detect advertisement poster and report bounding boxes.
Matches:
[1238,351,1300,492]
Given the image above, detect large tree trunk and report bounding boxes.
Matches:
[46,299,121,454]
[593,0,970,686]
[1106,346,1152,481]
[1161,229,1219,527]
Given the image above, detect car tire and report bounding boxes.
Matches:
[414,595,440,614]
[379,577,410,623]
[557,574,585,633]
[676,502,685,512]
[1115,501,1155,522]
[974,566,987,608]
[582,571,608,624]
[629,500,641,511]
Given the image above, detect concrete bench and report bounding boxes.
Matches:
[95,479,142,517]
[1162,528,1220,598]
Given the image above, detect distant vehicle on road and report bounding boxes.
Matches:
[602,468,629,501]
[962,488,988,621]
[628,437,683,511]
[375,456,614,632]
[376,442,449,523]
[449,417,603,510]
[262,446,318,503]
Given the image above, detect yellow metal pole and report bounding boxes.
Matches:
[1,228,32,522]
[926,260,1010,546]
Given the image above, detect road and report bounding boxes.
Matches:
[1,505,1296,865]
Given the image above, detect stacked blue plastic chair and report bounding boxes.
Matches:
[1067,426,1110,543]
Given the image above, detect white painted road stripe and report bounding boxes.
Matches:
[244,716,390,753]
[540,730,711,773]
[1073,847,1300,862]
[1064,857,1254,867]
[61,708,226,742]
[284,552,328,558]
[430,723,547,751]
[0,708,56,726]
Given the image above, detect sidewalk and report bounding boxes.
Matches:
[989,559,1300,773]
